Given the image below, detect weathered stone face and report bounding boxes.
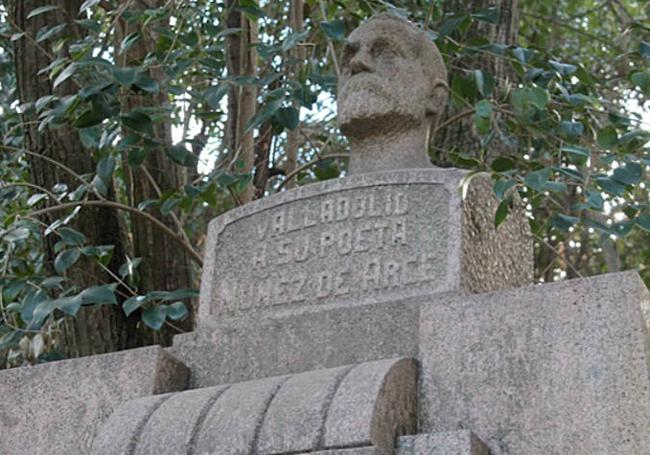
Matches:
[336,15,448,174]
[337,19,429,136]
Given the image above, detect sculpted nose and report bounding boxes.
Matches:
[350,47,373,75]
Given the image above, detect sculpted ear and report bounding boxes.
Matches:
[425,80,449,118]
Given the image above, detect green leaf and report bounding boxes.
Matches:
[79,0,102,12]
[560,121,584,139]
[123,296,146,316]
[549,60,577,76]
[320,20,345,41]
[560,145,590,157]
[635,215,650,232]
[473,70,495,97]
[274,107,300,130]
[134,72,159,93]
[164,288,199,300]
[74,107,107,128]
[166,145,197,167]
[238,0,265,19]
[160,197,181,215]
[585,190,604,210]
[640,41,650,59]
[128,148,147,166]
[491,156,514,172]
[165,302,188,320]
[512,87,550,113]
[205,85,229,109]
[552,214,579,231]
[54,249,81,274]
[57,295,83,316]
[97,156,116,183]
[474,99,492,134]
[36,23,66,42]
[471,6,498,24]
[493,179,516,200]
[113,67,137,86]
[495,197,511,228]
[439,15,468,37]
[3,227,30,242]
[245,100,281,133]
[631,70,650,96]
[595,176,626,196]
[58,227,86,246]
[513,47,534,64]
[524,168,551,192]
[120,33,141,54]
[597,126,618,148]
[612,162,643,185]
[80,284,117,305]
[53,62,77,89]
[27,5,59,19]
[41,277,66,288]
[121,111,153,134]
[27,193,48,207]
[282,30,309,53]
[142,305,167,330]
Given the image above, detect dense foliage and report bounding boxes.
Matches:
[0,0,648,366]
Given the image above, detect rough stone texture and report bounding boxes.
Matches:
[92,357,415,455]
[257,365,352,454]
[460,173,532,294]
[198,168,531,327]
[396,431,489,455]
[337,14,448,175]
[170,297,418,388]
[92,394,171,455]
[194,376,287,455]
[0,346,188,455]
[324,358,417,454]
[295,450,375,455]
[419,271,650,454]
[134,385,228,455]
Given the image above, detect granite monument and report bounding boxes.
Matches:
[1,13,649,455]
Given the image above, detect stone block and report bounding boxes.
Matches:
[324,358,417,454]
[419,271,650,454]
[0,346,188,455]
[134,385,228,455]
[198,169,531,327]
[257,365,351,454]
[396,431,489,454]
[92,357,416,455]
[169,298,418,387]
[194,376,287,455]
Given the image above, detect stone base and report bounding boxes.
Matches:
[0,346,188,455]
[170,271,650,454]
[397,431,489,455]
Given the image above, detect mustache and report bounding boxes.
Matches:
[339,73,392,100]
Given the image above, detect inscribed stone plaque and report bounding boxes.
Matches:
[199,168,532,327]
[200,169,464,325]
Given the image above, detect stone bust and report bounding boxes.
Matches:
[337,14,448,174]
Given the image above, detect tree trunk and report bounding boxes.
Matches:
[225,0,258,203]
[433,0,519,166]
[116,0,195,346]
[11,0,134,357]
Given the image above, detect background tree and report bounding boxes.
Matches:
[0,0,647,367]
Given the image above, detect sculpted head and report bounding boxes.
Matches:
[337,14,448,173]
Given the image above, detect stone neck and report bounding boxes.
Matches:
[346,123,433,175]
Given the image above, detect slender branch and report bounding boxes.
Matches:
[28,201,203,266]
[534,234,583,278]
[433,109,476,135]
[0,182,59,203]
[1,145,104,200]
[276,153,349,191]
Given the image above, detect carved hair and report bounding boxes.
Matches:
[365,13,448,108]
